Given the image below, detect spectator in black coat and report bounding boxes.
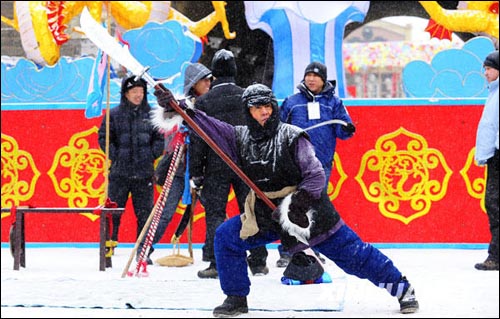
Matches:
[98,75,164,254]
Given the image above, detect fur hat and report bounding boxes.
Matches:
[241,83,281,141]
[241,83,276,108]
[211,49,237,78]
[283,251,324,282]
[121,75,147,94]
[304,61,327,83]
[484,51,499,71]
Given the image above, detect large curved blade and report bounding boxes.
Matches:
[79,7,144,76]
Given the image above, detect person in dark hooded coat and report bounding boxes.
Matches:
[189,49,269,278]
[137,62,212,265]
[98,75,164,253]
[154,83,419,317]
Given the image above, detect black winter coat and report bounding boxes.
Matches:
[98,100,164,179]
[189,76,247,177]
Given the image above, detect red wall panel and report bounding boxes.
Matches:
[1,102,488,244]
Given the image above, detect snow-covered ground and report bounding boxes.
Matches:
[1,244,498,318]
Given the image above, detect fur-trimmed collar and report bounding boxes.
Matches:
[150,98,194,133]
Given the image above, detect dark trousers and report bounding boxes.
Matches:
[214,216,402,297]
[200,170,268,267]
[486,149,499,262]
[140,174,185,251]
[107,175,154,241]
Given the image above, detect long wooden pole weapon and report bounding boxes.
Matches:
[80,7,276,211]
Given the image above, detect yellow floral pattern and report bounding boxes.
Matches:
[47,127,107,221]
[355,127,452,224]
[327,152,348,201]
[1,133,41,216]
[460,147,486,212]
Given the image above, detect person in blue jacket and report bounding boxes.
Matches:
[474,50,499,271]
[281,61,355,185]
[278,61,355,267]
[154,83,419,317]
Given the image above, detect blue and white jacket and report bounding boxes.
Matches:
[475,78,499,165]
[280,81,353,169]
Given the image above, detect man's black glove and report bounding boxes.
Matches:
[190,176,204,194]
[342,122,356,134]
[154,84,176,111]
[288,189,314,228]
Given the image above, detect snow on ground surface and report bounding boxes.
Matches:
[1,244,498,318]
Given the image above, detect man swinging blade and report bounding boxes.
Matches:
[81,8,419,316]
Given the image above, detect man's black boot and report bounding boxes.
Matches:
[213,295,248,317]
[197,262,218,279]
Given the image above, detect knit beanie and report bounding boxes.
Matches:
[483,51,499,70]
[211,49,237,78]
[304,61,327,83]
[121,75,147,94]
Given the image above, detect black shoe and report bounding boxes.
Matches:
[213,295,248,317]
[198,263,218,279]
[276,253,291,268]
[398,277,419,314]
[474,257,499,271]
[250,265,269,276]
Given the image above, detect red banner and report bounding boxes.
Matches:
[0,102,489,244]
